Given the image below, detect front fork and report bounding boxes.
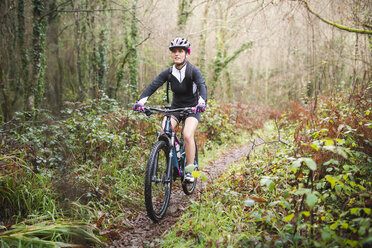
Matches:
[154,133,174,184]
[166,133,176,182]
[151,134,174,183]
[153,128,180,183]
[151,147,174,184]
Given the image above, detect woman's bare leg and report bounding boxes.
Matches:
[183,117,198,165]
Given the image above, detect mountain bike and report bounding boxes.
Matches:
[140,106,199,223]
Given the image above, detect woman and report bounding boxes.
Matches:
[133,37,207,182]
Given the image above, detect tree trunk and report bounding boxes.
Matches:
[127,0,139,102]
[17,0,29,114]
[29,0,48,119]
[98,29,107,92]
[0,55,11,122]
[71,0,86,101]
[178,0,193,30]
[47,1,63,114]
[97,1,108,94]
[197,0,210,76]
[87,2,99,99]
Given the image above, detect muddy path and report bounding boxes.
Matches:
[107,143,254,248]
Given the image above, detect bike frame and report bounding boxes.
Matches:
[142,106,199,222]
[144,107,193,183]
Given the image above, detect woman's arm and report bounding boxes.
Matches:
[137,68,169,103]
[193,67,207,104]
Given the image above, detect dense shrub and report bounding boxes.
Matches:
[0,94,255,224]
[163,92,371,247]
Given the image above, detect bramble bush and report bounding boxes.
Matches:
[163,91,371,247]
[0,94,158,227]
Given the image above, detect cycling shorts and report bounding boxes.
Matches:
[171,111,201,124]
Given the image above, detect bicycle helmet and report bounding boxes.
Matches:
[169,37,191,54]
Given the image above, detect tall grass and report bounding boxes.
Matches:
[0,221,103,247]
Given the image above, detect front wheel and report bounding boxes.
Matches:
[182,142,198,195]
[144,140,172,222]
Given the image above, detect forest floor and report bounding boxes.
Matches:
[107,142,255,248]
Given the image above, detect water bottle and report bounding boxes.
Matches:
[175,141,181,159]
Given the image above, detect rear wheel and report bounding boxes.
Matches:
[144,140,172,222]
[182,142,198,195]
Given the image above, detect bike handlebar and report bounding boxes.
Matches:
[141,107,196,116]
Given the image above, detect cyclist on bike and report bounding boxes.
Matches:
[133,37,207,182]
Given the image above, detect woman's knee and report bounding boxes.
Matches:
[184,117,198,143]
[183,131,194,143]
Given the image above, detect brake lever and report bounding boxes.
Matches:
[144,108,153,116]
[179,107,196,118]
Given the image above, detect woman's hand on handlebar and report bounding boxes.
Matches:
[132,102,144,112]
[195,102,206,113]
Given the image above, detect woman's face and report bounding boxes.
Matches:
[171,48,186,65]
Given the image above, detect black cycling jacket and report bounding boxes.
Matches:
[138,61,207,108]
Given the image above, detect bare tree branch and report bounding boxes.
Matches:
[302,0,372,35]
[246,118,290,160]
[40,0,133,21]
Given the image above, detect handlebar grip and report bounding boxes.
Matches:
[143,108,152,116]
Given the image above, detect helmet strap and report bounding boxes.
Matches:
[175,58,187,69]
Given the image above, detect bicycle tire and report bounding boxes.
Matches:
[182,142,198,195]
[144,140,172,222]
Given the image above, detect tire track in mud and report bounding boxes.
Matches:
[107,143,254,248]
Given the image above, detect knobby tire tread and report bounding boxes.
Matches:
[144,140,172,223]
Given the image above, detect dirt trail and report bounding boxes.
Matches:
[108,143,253,248]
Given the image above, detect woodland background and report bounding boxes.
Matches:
[0,0,371,247]
[1,0,370,120]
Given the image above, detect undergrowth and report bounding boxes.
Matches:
[162,92,371,247]
[0,93,274,245]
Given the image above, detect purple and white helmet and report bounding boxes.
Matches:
[169,37,190,54]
